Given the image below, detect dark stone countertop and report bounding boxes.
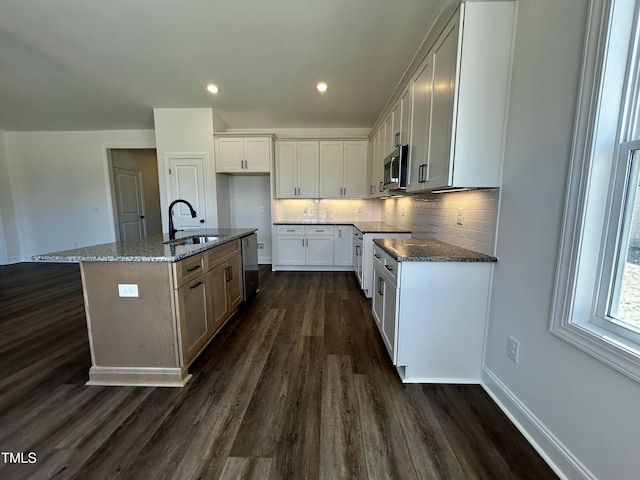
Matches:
[374,238,497,262]
[31,228,257,263]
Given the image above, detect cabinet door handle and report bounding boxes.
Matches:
[190,281,203,289]
[370,185,374,194]
[228,265,233,281]
[384,264,394,272]
[287,229,296,232]
[379,181,384,192]
[374,254,381,259]
[378,277,384,295]
[187,265,201,272]
[355,245,360,256]
[394,132,400,147]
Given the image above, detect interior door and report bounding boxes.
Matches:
[113,166,146,241]
[168,156,207,230]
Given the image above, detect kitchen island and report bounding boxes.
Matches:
[33,228,257,387]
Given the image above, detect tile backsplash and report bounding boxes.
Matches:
[273,189,499,255]
[273,198,378,223]
[380,189,499,256]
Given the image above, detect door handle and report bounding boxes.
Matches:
[199,219,205,224]
[190,281,203,289]
[378,277,384,295]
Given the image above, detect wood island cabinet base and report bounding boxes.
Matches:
[87,366,192,387]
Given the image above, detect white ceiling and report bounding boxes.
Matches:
[0,0,448,132]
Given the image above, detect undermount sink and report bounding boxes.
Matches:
[165,234,224,246]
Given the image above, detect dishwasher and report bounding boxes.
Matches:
[241,233,259,301]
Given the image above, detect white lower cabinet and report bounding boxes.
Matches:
[354,228,411,298]
[275,225,335,267]
[334,225,353,266]
[372,243,493,383]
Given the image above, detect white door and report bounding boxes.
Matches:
[113,167,146,241]
[168,156,207,231]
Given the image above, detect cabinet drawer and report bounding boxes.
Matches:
[305,225,334,236]
[207,239,241,268]
[277,225,305,235]
[373,244,398,285]
[173,252,207,289]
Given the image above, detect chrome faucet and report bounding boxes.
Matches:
[168,199,197,240]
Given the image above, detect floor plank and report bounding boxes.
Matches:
[0,262,558,480]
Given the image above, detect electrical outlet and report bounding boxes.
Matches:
[118,284,139,298]
[259,206,264,213]
[457,208,464,225]
[257,242,265,250]
[506,335,520,363]
[304,206,308,213]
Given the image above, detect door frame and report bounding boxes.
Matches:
[101,142,156,242]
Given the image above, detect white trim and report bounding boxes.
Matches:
[482,368,596,480]
[550,0,640,383]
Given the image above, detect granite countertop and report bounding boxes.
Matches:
[374,238,498,262]
[274,221,410,234]
[32,228,257,263]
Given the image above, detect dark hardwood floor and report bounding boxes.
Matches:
[0,262,558,480]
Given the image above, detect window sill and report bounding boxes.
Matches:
[550,320,640,383]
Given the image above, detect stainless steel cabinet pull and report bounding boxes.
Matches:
[379,181,384,192]
[302,239,305,247]
[394,132,400,147]
[378,277,384,295]
[355,245,360,255]
[228,265,233,280]
[287,229,295,232]
[190,281,203,289]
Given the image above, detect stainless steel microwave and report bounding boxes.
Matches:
[383,145,409,190]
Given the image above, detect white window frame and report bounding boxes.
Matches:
[551,0,640,383]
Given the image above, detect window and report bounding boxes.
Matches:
[551,0,640,382]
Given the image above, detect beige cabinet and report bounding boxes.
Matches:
[174,239,243,365]
[319,140,368,198]
[176,273,211,365]
[275,141,319,198]
[215,135,273,173]
[406,3,515,192]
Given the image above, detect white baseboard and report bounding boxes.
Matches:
[481,367,595,480]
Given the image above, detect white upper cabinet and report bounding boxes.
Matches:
[319,140,368,198]
[404,2,516,192]
[368,126,386,197]
[275,141,319,198]
[215,135,273,173]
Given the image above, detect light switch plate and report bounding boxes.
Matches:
[118,284,139,297]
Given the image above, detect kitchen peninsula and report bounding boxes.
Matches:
[33,228,257,387]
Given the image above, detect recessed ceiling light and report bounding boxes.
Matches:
[206,84,219,94]
[316,82,328,93]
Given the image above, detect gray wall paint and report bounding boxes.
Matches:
[484,1,640,478]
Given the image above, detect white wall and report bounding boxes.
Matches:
[228,176,272,263]
[4,130,155,261]
[483,1,640,479]
[153,108,219,231]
